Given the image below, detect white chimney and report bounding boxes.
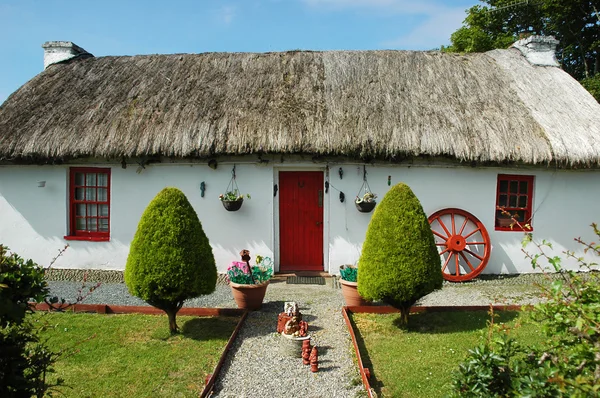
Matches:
[41,41,92,69]
[510,35,559,67]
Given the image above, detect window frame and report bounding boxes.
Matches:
[495,174,534,232]
[65,167,111,241]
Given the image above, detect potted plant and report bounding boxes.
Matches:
[227,250,273,310]
[355,191,377,213]
[219,190,250,212]
[339,264,370,306]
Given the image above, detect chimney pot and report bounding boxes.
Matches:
[41,41,92,69]
[510,35,559,67]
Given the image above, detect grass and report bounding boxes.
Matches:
[350,310,540,398]
[34,312,240,397]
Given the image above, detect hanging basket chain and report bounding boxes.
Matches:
[356,165,373,201]
[224,165,241,198]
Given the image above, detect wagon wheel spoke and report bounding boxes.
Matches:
[463,228,481,240]
[464,248,484,261]
[455,253,460,276]
[435,217,452,238]
[458,218,468,235]
[432,230,448,240]
[459,252,476,272]
[441,253,453,273]
[428,208,491,282]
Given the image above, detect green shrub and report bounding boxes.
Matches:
[358,183,442,325]
[125,187,217,333]
[0,245,59,397]
[451,224,600,397]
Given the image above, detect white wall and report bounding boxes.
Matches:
[1,162,598,274]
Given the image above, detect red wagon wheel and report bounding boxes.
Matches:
[428,208,491,282]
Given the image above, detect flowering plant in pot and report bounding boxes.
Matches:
[227,250,272,310]
[339,264,370,306]
[355,191,377,213]
[219,190,250,211]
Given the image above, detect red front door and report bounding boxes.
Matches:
[279,171,324,272]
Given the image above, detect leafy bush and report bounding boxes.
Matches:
[451,223,600,397]
[125,187,217,333]
[358,183,442,325]
[0,244,59,397]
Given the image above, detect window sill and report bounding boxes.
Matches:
[64,235,110,242]
[494,227,533,232]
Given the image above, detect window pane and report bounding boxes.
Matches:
[98,188,108,202]
[498,194,508,207]
[99,205,109,217]
[98,173,108,187]
[499,180,508,193]
[509,181,518,193]
[518,196,527,208]
[519,181,528,194]
[76,204,86,216]
[85,188,96,201]
[75,188,84,200]
[76,217,86,230]
[509,195,517,207]
[75,173,85,186]
[86,173,96,186]
[99,219,109,232]
[88,218,98,232]
[515,210,526,222]
[87,204,97,216]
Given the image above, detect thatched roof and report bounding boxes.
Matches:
[1,46,600,166]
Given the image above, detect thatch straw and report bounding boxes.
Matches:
[1,48,599,165]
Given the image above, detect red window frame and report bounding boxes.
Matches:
[65,167,111,241]
[495,174,534,231]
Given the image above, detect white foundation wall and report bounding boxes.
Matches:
[1,162,599,274]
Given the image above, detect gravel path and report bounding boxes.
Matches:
[46,275,545,398]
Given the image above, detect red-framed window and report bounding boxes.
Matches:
[65,168,111,241]
[495,174,534,231]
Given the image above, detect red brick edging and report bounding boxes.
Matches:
[342,304,524,398]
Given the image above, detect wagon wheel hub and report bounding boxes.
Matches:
[446,235,467,252]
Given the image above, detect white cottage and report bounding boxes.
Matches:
[1,37,600,280]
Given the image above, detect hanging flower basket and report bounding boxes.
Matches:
[222,198,244,212]
[355,200,376,213]
[219,165,250,212]
[355,166,377,213]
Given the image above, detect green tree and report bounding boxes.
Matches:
[358,183,443,326]
[125,187,217,334]
[445,0,600,101]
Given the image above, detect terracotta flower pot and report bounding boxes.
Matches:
[340,279,370,306]
[229,280,269,310]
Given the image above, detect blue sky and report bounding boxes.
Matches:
[0,0,478,104]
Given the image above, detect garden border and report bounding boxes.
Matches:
[342,304,523,398]
[32,303,247,397]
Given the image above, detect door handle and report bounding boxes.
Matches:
[316,221,322,226]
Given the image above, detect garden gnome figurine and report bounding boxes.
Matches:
[310,346,318,372]
[302,340,311,365]
[239,249,255,284]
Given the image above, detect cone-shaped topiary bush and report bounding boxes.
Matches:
[358,182,442,326]
[125,187,217,333]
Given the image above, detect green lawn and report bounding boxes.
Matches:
[35,312,240,398]
[351,310,540,398]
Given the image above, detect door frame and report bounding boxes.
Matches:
[273,165,330,274]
